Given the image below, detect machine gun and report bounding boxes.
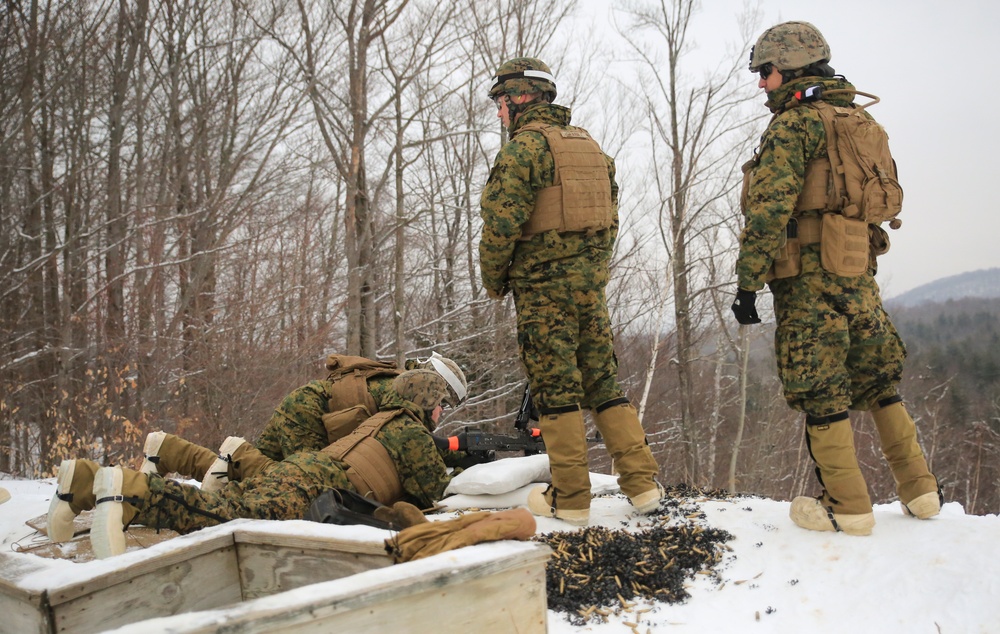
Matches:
[433,383,598,463]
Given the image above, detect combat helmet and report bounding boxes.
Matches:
[418,352,467,407]
[489,57,557,101]
[393,369,451,413]
[749,21,831,72]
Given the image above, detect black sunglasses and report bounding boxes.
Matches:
[493,95,507,110]
[758,63,774,80]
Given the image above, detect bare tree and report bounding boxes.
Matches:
[617,0,759,485]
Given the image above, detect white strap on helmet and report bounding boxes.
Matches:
[490,69,557,90]
[426,352,466,404]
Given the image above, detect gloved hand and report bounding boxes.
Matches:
[486,285,509,300]
[373,501,428,529]
[730,288,761,325]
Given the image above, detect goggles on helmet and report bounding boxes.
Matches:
[424,351,467,405]
[489,69,556,95]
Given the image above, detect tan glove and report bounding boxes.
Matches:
[373,501,428,529]
[385,508,536,564]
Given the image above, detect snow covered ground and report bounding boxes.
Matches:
[2,457,999,633]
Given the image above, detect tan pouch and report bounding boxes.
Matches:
[770,236,802,280]
[820,214,869,277]
[322,404,372,443]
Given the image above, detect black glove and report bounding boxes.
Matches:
[730,288,762,325]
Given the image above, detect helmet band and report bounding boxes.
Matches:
[426,352,466,403]
[490,69,556,93]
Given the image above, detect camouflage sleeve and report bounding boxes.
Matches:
[478,132,549,296]
[380,415,452,508]
[256,380,331,458]
[736,109,823,291]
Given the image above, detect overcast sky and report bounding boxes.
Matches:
[569,0,999,297]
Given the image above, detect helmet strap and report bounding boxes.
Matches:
[504,93,539,133]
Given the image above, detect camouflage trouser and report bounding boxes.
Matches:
[135,452,353,534]
[770,271,905,416]
[511,259,623,410]
[254,380,332,460]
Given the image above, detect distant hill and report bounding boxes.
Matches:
[887,267,1000,308]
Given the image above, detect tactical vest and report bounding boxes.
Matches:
[321,408,405,504]
[322,354,401,440]
[514,122,614,240]
[741,90,901,279]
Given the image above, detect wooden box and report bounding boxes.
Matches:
[0,520,550,633]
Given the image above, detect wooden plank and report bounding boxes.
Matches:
[16,526,181,563]
[25,510,92,539]
[46,531,235,605]
[51,544,243,634]
[236,542,392,600]
[233,528,388,556]
[0,552,51,601]
[0,586,49,634]
[272,556,549,634]
[115,542,551,634]
[233,524,394,600]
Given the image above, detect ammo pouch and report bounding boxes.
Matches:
[820,213,869,277]
[322,404,372,444]
[305,488,398,530]
[768,233,801,281]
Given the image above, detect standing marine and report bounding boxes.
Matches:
[733,21,941,535]
[480,57,662,525]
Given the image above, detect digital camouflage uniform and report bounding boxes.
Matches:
[739,66,938,528]
[480,102,624,410]
[133,401,451,534]
[254,375,398,460]
[481,88,660,521]
[738,75,905,416]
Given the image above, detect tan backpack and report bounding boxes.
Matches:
[796,89,903,228]
[322,354,401,443]
[787,89,903,277]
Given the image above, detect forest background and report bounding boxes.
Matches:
[2,0,998,515]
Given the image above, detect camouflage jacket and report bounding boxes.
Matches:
[479,103,619,296]
[372,401,452,508]
[737,76,860,292]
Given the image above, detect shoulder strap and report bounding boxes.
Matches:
[323,409,401,458]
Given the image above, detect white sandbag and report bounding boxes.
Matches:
[444,454,551,496]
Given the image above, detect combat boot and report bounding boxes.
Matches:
[592,399,663,513]
[789,496,875,536]
[202,437,274,491]
[47,459,100,542]
[527,407,591,526]
[91,465,151,559]
[139,431,218,480]
[792,414,874,535]
[871,398,941,519]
